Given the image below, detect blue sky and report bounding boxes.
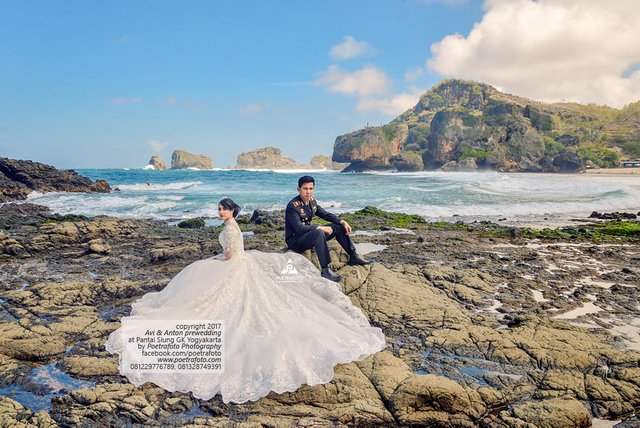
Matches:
[1,0,638,169]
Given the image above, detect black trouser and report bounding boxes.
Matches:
[287,224,357,268]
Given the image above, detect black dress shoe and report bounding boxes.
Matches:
[321,267,341,282]
[347,253,372,266]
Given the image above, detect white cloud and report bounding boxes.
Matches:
[315,64,391,97]
[427,0,640,107]
[239,102,265,114]
[146,139,169,152]
[315,65,423,115]
[329,36,376,61]
[405,66,426,82]
[357,86,424,115]
[110,97,141,105]
[160,96,205,110]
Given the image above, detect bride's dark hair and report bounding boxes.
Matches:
[218,198,241,218]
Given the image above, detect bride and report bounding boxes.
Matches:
[105,197,386,404]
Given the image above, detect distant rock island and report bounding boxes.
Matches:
[234,147,348,170]
[148,155,166,170]
[171,150,212,169]
[147,150,213,170]
[309,154,350,171]
[0,157,111,202]
[236,147,298,169]
[147,148,346,171]
[333,79,640,172]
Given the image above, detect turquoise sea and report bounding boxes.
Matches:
[19,168,640,226]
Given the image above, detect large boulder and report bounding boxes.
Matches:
[0,157,111,202]
[389,151,424,171]
[148,156,166,170]
[553,150,584,172]
[170,150,213,169]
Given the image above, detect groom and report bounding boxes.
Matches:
[285,175,371,282]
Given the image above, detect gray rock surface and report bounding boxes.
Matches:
[0,157,111,202]
[0,204,638,426]
[171,150,213,169]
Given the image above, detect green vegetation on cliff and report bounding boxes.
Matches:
[334,80,640,172]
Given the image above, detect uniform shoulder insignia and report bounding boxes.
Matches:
[293,201,300,207]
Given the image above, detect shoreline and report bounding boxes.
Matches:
[582,167,640,175]
[7,194,640,231]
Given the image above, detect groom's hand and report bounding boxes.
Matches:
[318,225,333,235]
[340,220,352,235]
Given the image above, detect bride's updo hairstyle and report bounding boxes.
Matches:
[218,198,241,218]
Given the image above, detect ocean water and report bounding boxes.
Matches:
[17,168,640,226]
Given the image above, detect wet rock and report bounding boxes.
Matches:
[177,217,206,229]
[589,211,638,220]
[423,264,496,305]
[1,205,639,425]
[0,395,57,427]
[86,239,112,255]
[357,351,488,426]
[149,244,201,262]
[59,356,119,377]
[497,397,591,428]
[0,156,111,202]
[51,383,168,425]
[249,209,285,228]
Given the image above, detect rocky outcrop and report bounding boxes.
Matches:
[170,150,212,169]
[236,146,298,169]
[0,157,111,202]
[553,150,583,172]
[333,124,409,171]
[333,79,638,172]
[309,154,349,170]
[389,151,424,171]
[0,205,638,425]
[310,154,332,169]
[148,156,166,170]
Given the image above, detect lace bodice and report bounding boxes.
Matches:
[219,218,245,258]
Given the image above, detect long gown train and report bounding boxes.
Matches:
[105,217,386,403]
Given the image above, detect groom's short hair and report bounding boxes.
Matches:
[298,175,315,188]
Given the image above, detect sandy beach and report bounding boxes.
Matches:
[583,167,640,175]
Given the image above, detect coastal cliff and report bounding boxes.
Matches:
[333,80,640,172]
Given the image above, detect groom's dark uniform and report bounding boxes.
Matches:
[285,195,357,268]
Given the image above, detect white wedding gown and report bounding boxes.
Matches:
[105,217,386,403]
